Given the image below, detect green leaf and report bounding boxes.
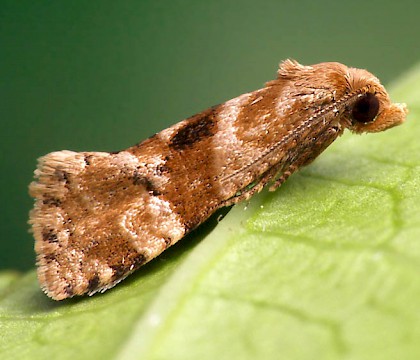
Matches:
[2,65,420,360]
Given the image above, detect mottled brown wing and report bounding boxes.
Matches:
[29,69,341,300]
[30,150,186,299]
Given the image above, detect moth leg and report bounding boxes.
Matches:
[268,164,298,192]
[222,165,280,207]
[222,162,299,208]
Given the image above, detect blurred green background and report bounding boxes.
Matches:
[1,0,419,271]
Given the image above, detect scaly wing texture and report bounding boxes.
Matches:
[30,150,186,299]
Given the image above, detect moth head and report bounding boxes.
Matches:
[344,67,408,134]
[274,60,408,135]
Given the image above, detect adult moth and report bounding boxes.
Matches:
[29,60,407,300]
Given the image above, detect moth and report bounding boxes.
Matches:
[29,60,407,300]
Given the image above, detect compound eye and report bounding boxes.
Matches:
[352,93,380,123]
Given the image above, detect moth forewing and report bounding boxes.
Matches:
[29,60,407,300]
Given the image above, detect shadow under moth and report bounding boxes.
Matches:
[29,60,407,300]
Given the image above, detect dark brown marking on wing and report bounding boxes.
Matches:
[43,253,57,262]
[169,106,217,150]
[55,169,69,183]
[132,170,161,196]
[42,197,61,206]
[110,253,147,282]
[84,155,93,166]
[42,229,58,243]
[132,253,146,268]
[64,284,74,297]
[87,274,100,293]
[164,237,172,248]
[110,264,126,279]
[155,163,171,176]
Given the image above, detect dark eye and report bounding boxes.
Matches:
[352,93,380,123]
